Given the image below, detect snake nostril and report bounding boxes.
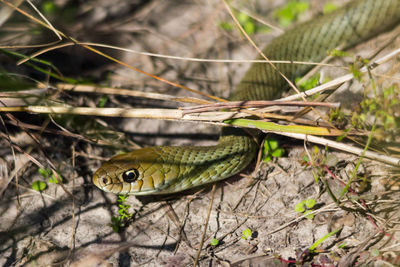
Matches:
[102,178,109,185]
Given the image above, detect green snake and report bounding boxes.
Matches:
[93,0,400,195]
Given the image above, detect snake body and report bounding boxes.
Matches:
[93,0,400,195]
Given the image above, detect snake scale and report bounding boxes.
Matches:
[93,0,400,195]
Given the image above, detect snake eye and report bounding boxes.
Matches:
[122,169,139,183]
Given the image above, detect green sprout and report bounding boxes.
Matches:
[309,228,340,252]
[220,10,270,35]
[295,198,316,219]
[38,167,63,184]
[262,137,285,162]
[98,95,109,108]
[274,0,309,27]
[110,195,133,233]
[31,181,47,192]
[328,49,351,58]
[41,1,57,15]
[323,2,338,14]
[296,73,330,93]
[242,228,252,240]
[210,238,219,246]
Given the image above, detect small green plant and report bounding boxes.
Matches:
[32,167,63,191]
[242,228,252,240]
[295,198,316,219]
[328,49,351,58]
[329,108,348,129]
[41,1,57,15]
[308,228,340,252]
[348,83,399,143]
[262,137,285,162]
[274,0,309,27]
[349,58,369,81]
[210,238,219,246]
[98,95,108,108]
[322,2,338,14]
[295,73,330,93]
[38,167,63,184]
[220,10,270,35]
[110,195,133,233]
[31,180,47,192]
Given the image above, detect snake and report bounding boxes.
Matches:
[93,0,400,195]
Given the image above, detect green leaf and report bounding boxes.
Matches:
[48,173,62,184]
[242,228,252,240]
[112,225,119,233]
[271,148,285,157]
[263,155,272,162]
[309,228,340,251]
[305,199,316,209]
[38,168,51,178]
[237,13,249,24]
[42,1,57,15]
[267,139,279,150]
[219,22,233,31]
[304,210,314,220]
[98,95,108,108]
[329,49,351,58]
[274,0,309,27]
[296,74,320,91]
[323,3,338,14]
[111,216,120,223]
[48,176,58,184]
[32,181,47,192]
[210,238,219,246]
[295,201,306,213]
[244,21,256,35]
[262,137,285,162]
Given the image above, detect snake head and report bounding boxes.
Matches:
[92,148,167,195]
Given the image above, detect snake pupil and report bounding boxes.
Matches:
[122,169,139,183]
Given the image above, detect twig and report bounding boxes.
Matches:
[274,132,400,166]
[193,184,216,267]
[56,83,212,105]
[182,100,340,114]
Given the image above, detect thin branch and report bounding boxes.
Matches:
[274,132,400,167]
[193,184,216,267]
[182,100,340,114]
[56,83,212,105]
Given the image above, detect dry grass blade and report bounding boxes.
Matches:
[57,83,212,105]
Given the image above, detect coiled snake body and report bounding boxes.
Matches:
[93,0,400,195]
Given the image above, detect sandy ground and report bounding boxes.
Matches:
[0,0,399,266]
